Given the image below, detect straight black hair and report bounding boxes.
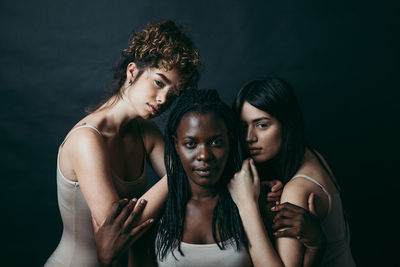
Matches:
[233,78,307,183]
[156,89,248,260]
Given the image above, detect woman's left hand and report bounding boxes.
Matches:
[228,158,260,208]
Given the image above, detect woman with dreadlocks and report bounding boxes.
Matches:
[154,89,252,266]
[152,89,323,267]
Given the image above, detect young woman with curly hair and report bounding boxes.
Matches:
[45,20,201,267]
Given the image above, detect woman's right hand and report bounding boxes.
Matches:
[94,198,154,266]
[228,158,260,209]
[271,193,326,250]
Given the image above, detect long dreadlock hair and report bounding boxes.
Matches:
[156,89,248,260]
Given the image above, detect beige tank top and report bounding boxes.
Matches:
[45,122,147,267]
[156,237,252,267]
[291,174,356,267]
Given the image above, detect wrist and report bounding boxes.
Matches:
[236,201,259,216]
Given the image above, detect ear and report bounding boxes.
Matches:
[126,62,139,81]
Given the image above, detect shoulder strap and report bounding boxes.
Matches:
[291,174,332,215]
[61,123,102,147]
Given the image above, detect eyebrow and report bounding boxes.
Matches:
[156,73,171,84]
[252,117,271,123]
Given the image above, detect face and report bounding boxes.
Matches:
[240,101,282,163]
[175,112,230,188]
[125,64,181,119]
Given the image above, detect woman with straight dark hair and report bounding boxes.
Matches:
[230,78,356,266]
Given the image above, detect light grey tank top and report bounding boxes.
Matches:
[291,174,356,267]
[45,123,148,267]
[156,237,251,267]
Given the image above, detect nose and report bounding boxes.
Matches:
[156,89,169,105]
[246,126,257,143]
[196,145,212,162]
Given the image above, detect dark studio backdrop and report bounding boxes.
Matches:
[1,0,398,266]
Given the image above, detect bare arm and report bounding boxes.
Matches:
[275,180,328,267]
[272,193,326,267]
[66,129,120,229]
[136,119,169,222]
[228,159,284,267]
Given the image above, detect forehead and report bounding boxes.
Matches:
[147,67,180,82]
[240,101,272,122]
[177,112,228,138]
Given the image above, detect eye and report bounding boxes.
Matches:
[211,138,225,147]
[154,80,164,88]
[256,122,269,129]
[184,141,196,149]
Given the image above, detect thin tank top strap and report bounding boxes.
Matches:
[291,174,332,216]
[60,123,102,147]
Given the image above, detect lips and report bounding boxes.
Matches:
[248,147,262,155]
[147,103,160,115]
[193,166,215,177]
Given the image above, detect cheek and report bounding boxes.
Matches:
[177,148,195,169]
[261,130,282,155]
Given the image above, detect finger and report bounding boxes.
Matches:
[267,191,281,198]
[273,228,302,240]
[128,218,154,245]
[115,198,133,224]
[271,181,283,192]
[249,158,259,186]
[122,199,138,229]
[106,199,128,224]
[272,217,302,230]
[308,193,318,217]
[271,202,304,213]
[267,196,280,202]
[241,158,251,174]
[123,199,147,231]
[273,209,302,221]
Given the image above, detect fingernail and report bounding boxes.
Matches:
[271,206,277,211]
[149,218,154,223]
[140,199,147,204]
[131,198,137,202]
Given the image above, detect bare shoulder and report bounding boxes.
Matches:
[62,126,105,153]
[59,126,107,180]
[281,179,314,209]
[298,149,339,194]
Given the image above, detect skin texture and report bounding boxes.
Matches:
[240,101,282,163]
[236,100,331,267]
[229,159,284,267]
[57,63,180,265]
[174,112,230,244]
[95,198,154,266]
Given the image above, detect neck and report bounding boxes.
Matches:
[92,95,140,134]
[189,182,219,201]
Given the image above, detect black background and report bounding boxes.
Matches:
[1,0,398,266]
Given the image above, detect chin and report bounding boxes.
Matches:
[251,154,270,163]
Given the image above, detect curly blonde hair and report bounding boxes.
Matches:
[112,20,201,98]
